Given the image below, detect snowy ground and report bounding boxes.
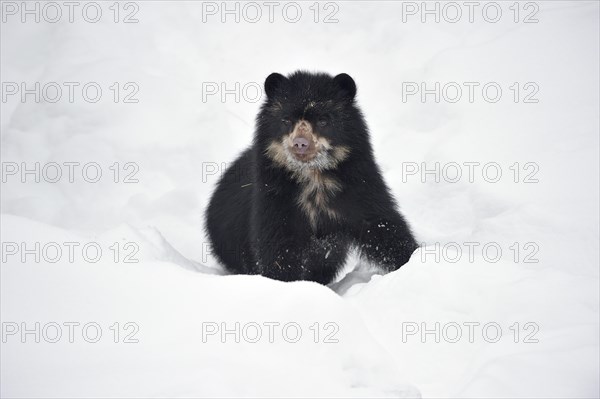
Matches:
[1,1,599,397]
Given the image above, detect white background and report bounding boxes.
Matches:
[1,1,599,397]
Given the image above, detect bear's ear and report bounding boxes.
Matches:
[264,73,288,99]
[333,73,357,100]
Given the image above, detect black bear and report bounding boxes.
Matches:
[205,71,418,284]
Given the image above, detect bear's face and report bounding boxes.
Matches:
[258,71,362,174]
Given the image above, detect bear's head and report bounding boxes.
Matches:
[256,71,369,174]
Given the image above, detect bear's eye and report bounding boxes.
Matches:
[281,118,292,126]
[317,118,328,127]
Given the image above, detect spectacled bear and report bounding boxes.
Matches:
[205,71,418,284]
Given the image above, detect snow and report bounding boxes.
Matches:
[1,1,599,397]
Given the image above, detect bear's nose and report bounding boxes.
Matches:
[292,137,310,154]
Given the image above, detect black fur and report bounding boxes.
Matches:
[205,71,418,284]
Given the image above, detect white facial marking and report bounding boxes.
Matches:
[265,136,350,230]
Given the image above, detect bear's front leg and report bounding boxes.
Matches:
[353,216,419,272]
[255,235,306,282]
[255,232,349,284]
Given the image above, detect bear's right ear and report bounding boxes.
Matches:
[264,73,287,99]
[333,73,357,100]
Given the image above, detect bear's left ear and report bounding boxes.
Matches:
[265,72,288,99]
[333,73,357,100]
